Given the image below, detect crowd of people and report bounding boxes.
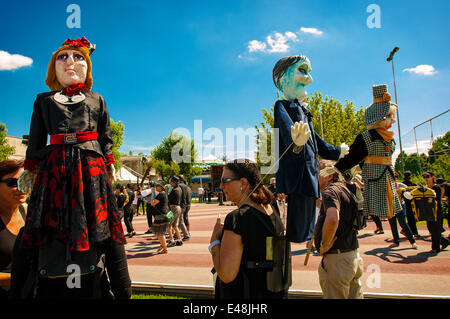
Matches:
[114,175,193,252]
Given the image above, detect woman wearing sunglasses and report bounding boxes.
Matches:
[209,159,291,299]
[0,160,27,298]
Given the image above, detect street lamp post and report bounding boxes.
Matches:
[386,47,404,172]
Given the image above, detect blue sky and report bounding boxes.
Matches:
[1,0,449,161]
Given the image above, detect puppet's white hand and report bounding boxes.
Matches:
[319,166,340,178]
[17,170,36,194]
[403,191,413,200]
[107,164,116,183]
[291,121,311,147]
[339,143,349,159]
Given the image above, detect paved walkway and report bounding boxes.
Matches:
[124,203,450,298]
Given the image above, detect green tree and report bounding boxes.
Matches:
[0,122,15,161]
[151,131,201,183]
[254,100,276,183]
[307,92,365,146]
[394,151,424,175]
[140,159,154,188]
[428,131,450,164]
[153,159,180,182]
[110,119,125,171]
[395,131,449,179]
[429,154,450,181]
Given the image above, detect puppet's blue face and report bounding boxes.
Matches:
[279,57,313,101]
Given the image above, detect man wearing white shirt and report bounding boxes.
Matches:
[198,186,204,203]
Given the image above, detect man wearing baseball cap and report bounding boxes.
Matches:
[422,171,449,253]
[402,171,420,238]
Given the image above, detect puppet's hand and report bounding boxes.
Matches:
[339,143,349,159]
[107,164,116,183]
[291,121,311,147]
[403,191,413,200]
[17,170,36,194]
[319,166,340,178]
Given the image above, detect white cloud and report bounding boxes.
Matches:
[248,40,267,52]
[245,26,323,55]
[247,31,299,54]
[0,50,33,70]
[402,64,437,76]
[300,27,324,35]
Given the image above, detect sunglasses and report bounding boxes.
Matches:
[220,177,241,185]
[423,175,431,178]
[0,177,18,188]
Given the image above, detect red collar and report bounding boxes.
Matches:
[63,83,86,97]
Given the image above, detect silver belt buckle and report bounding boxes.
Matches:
[64,134,77,144]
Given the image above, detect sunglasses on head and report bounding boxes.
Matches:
[0,177,18,188]
[220,177,241,185]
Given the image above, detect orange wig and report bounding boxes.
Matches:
[45,45,93,92]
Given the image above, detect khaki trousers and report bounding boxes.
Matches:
[318,249,364,299]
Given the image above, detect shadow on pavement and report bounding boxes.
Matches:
[364,246,437,264]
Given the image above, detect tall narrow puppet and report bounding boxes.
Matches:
[18,37,126,252]
[272,55,349,243]
[333,84,402,218]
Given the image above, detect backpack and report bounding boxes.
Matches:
[344,184,367,232]
[314,183,366,253]
[211,205,292,298]
[242,205,292,295]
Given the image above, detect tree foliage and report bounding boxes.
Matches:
[153,159,180,182]
[395,131,450,182]
[110,119,125,171]
[151,131,202,183]
[0,122,15,161]
[306,92,365,146]
[427,131,450,164]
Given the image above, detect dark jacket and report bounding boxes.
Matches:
[168,186,182,206]
[25,91,114,164]
[274,99,341,198]
[179,183,192,208]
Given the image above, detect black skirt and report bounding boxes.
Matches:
[22,145,126,251]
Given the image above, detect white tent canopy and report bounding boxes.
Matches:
[116,166,139,183]
[199,154,224,163]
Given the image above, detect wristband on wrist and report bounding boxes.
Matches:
[208,240,221,252]
[320,242,331,251]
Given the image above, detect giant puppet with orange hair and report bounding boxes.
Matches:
[17,37,126,254]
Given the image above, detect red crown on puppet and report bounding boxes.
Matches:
[62,37,96,55]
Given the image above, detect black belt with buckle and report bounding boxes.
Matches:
[326,248,355,255]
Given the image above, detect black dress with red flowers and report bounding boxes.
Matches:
[22,91,126,252]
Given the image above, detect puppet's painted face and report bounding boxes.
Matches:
[385,111,396,130]
[55,49,87,88]
[279,57,313,101]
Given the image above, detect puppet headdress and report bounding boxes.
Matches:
[45,37,95,92]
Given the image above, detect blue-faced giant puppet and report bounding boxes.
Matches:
[272,55,349,243]
[333,84,402,219]
[17,37,126,252]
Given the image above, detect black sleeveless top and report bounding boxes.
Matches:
[0,205,25,273]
